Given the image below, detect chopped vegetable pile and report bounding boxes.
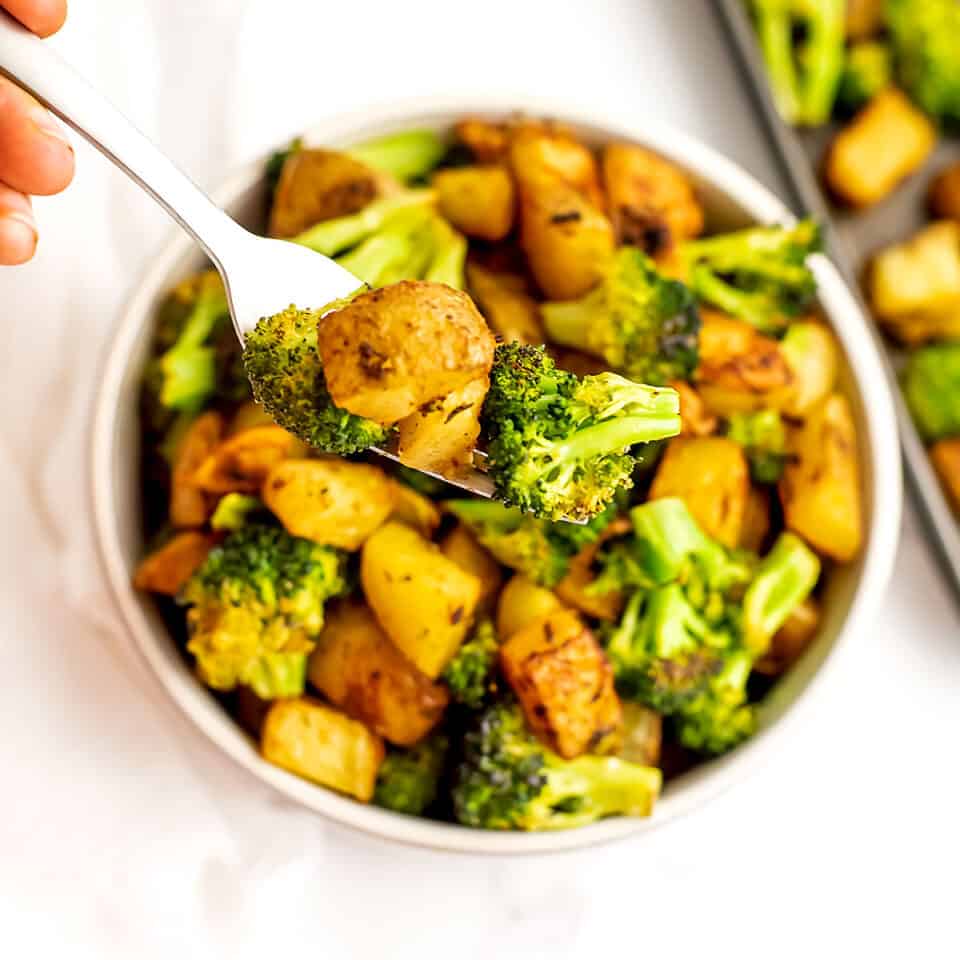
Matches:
[134,116,862,832]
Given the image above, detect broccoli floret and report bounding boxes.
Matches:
[726,410,788,484]
[749,0,846,125]
[180,525,350,699]
[902,343,960,441]
[481,343,681,521]
[243,304,390,455]
[674,650,756,756]
[453,702,661,830]
[605,586,728,714]
[837,42,893,113]
[424,216,468,289]
[210,493,264,531]
[346,129,446,183]
[887,0,960,127]
[587,536,654,598]
[373,734,449,816]
[742,532,820,655]
[541,247,700,385]
[682,220,821,334]
[442,619,499,709]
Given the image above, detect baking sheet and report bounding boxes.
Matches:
[715,0,960,600]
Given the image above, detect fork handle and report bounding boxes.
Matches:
[0,9,240,265]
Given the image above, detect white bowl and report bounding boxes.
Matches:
[91,96,902,854]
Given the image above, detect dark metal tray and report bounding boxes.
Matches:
[715,0,960,599]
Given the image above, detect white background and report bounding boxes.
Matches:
[2,0,959,956]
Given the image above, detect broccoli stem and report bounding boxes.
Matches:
[754,1,802,123]
[424,220,468,289]
[539,298,599,357]
[794,0,845,125]
[547,414,682,469]
[347,130,445,182]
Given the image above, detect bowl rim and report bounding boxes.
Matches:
[91,94,902,855]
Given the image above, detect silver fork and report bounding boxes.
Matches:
[0,9,497,500]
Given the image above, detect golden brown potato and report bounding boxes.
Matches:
[614,703,662,767]
[170,411,223,528]
[555,517,632,622]
[509,122,604,205]
[845,0,883,39]
[262,459,396,550]
[466,261,545,345]
[601,142,703,253]
[739,486,771,554]
[931,438,960,513]
[387,481,441,537]
[518,177,615,300]
[133,532,216,596]
[396,376,487,475]
[496,574,565,640]
[649,436,749,548]
[826,89,936,207]
[319,281,496,424]
[672,380,717,437]
[455,118,510,163]
[261,697,384,801]
[780,394,863,562]
[228,401,275,435]
[433,165,515,241]
[269,148,378,238]
[361,521,481,677]
[500,609,622,759]
[308,601,449,746]
[930,163,960,222]
[778,321,840,418]
[870,222,960,344]
[754,598,820,676]
[441,524,503,612]
[193,425,305,494]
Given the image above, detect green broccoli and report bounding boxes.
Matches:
[481,343,681,521]
[682,220,822,334]
[210,493,264,531]
[423,216,468,289]
[243,304,391,455]
[180,525,350,699]
[587,535,654,598]
[749,0,846,126]
[742,532,820,655]
[673,650,756,755]
[726,409,788,484]
[442,619,499,709]
[540,247,701,385]
[453,701,661,830]
[837,42,893,113]
[902,343,960,441]
[346,129,446,183]
[373,734,449,816]
[886,0,960,127]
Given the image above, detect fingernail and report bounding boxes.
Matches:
[0,211,38,262]
[31,107,72,151]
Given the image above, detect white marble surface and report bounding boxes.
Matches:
[2,1,960,956]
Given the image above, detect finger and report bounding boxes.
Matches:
[0,182,36,264]
[0,76,73,195]
[2,0,67,37]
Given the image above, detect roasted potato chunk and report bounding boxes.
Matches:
[261,697,384,801]
[396,376,487,475]
[388,481,441,536]
[466,261,545,345]
[555,517,631,622]
[170,411,224,527]
[500,609,622,759]
[614,703,662,767]
[739,485,772,554]
[133,531,216,596]
[496,574,565,640]
[269,148,378,238]
[931,438,960,513]
[754,598,820,676]
[361,521,481,677]
[262,459,396,550]
[308,601,449,746]
[930,162,960,223]
[455,118,510,163]
[433,165,515,241]
[441,524,503,612]
[601,142,703,253]
[870,222,960,344]
[228,401,275,435]
[649,436,749,548]
[825,89,936,207]
[192,425,305,494]
[672,380,717,437]
[319,281,496,424]
[509,123,604,206]
[778,322,840,418]
[780,394,863,562]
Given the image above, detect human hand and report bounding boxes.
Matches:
[0,0,72,264]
